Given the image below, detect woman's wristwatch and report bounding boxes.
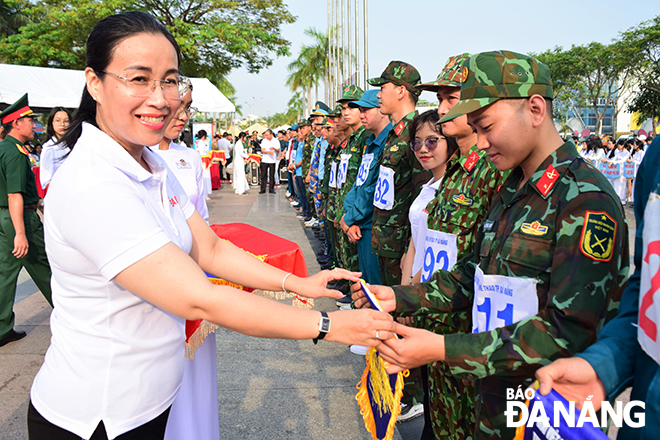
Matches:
[313,311,331,345]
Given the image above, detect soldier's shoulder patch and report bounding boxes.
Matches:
[464,151,480,172]
[536,164,560,197]
[520,221,548,236]
[394,121,405,136]
[451,193,473,207]
[580,211,617,262]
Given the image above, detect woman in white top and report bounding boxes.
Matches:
[607,139,631,204]
[39,107,71,190]
[154,89,208,221]
[627,139,646,205]
[232,131,250,195]
[401,110,458,286]
[195,129,212,198]
[28,12,394,440]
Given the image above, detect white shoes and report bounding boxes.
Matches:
[397,403,424,422]
[304,218,318,228]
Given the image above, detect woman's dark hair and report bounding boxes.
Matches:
[197,130,207,139]
[60,11,180,151]
[237,131,248,140]
[409,110,459,160]
[46,107,72,140]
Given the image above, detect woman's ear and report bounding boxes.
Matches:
[85,67,101,103]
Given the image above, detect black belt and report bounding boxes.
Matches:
[0,204,37,210]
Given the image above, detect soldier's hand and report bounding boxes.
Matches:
[347,225,362,243]
[350,282,396,312]
[534,357,606,411]
[13,232,29,258]
[377,323,446,373]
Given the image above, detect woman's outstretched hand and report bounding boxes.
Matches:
[290,268,362,299]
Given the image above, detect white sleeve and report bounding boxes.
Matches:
[60,182,173,280]
[191,153,209,221]
[40,141,55,189]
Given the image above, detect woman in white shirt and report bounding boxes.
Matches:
[28,12,394,440]
[607,139,631,204]
[232,131,250,195]
[401,110,458,286]
[39,107,71,190]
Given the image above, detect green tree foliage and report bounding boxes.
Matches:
[618,15,660,94]
[0,0,296,80]
[628,86,660,130]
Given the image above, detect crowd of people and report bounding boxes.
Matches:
[1,9,659,440]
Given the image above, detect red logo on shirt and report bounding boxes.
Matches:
[464,151,480,172]
[536,164,560,197]
[169,196,179,207]
[394,121,405,136]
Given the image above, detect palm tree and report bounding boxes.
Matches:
[286,27,331,116]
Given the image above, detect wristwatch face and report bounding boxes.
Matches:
[320,317,331,333]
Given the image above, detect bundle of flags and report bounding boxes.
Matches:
[355,281,407,440]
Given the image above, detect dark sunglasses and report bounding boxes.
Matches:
[410,136,445,152]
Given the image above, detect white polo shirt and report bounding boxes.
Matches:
[260,137,280,163]
[31,123,195,440]
[154,141,209,221]
[40,137,70,189]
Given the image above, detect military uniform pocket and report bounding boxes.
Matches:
[500,233,554,278]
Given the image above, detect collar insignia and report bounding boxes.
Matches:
[394,121,405,136]
[536,164,560,197]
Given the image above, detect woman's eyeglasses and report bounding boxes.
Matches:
[101,71,191,100]
[410,136,445,152]
[176,105,198,119]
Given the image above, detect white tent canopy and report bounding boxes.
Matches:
[0,63,235,113]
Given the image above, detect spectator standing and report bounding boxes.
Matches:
[259,129,280,194]
[39,107,71,190]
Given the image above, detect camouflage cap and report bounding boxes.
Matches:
[297,119,311,127]
[367,60,422,95]
[329,104,343,117]
[337,84,364,103]
[440,50,554,123]
[416,53,471,92]
[319,117,333,127]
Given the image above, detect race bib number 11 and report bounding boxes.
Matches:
[472,266,539,333]
[373,166,395,210]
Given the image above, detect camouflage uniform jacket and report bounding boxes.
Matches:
[336,126,370,223]
[343,122,392,230]
[426,144,507,263]
[302,134,316,177]
[325,139,348,223]
[393,142,629,439]
[371,111,431,258]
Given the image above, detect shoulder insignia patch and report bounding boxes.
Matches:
[580,211,617,262]
[536,164,560,197]
[390,145,399,153]
[464,151,480,172]
[15,143,30,156]
[452,193,473,207]
[520,221,548,236]
[394,121,405,136]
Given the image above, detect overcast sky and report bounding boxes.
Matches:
[226,0,658,117]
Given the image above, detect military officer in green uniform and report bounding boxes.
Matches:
[334,85,367,273]
[413,53,507,439]
[354,51,629,440]
[0,94,53,347]
[368,61,431,287]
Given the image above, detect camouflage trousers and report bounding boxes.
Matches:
[335,224,359,272]
[377,255,402,287]
[324,215,338,266]
[424,311,476,439]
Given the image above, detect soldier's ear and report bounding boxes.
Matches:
[527,94,547,128]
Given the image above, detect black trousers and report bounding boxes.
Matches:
[260,162,276,192]
[28,401,171,440]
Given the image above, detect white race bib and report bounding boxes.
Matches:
[373,166,395,210]
[421,230,458,282]
[355,153,374,187]
[472,266,539,333]
[638,192,660,364]
[337,154,351,188]
[329,162,338,188]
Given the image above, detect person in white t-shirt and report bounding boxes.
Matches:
[27,12,395,440]
[39,107,71,190]
[154,89,208,222]
[400,110,458,286]
[259,129,280,194]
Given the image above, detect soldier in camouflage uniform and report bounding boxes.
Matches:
[324,105,350,270]
[368,61,432,287]
[298,119,316,220]
[334,85,368,273]
[414,53,507,439]
[354,51,629,440]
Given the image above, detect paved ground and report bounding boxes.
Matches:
[0,181,636,440]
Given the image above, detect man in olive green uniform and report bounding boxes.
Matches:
[0,94,53,347]
[369,61,431,287]
[414,53,507,439]
[355,51,629,440]
[335,85,368,273]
